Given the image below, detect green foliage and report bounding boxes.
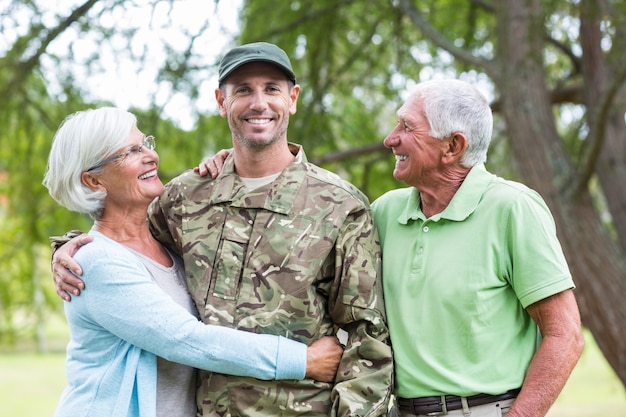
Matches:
[0,1,210,345]
[0,65,88,343]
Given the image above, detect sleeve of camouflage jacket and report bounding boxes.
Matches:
[147,177,186,257]
[328,206,394,417]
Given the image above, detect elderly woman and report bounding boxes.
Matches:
[43,107,342,417]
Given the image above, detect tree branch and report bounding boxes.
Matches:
[490,84,584,112]
[251,0,358,39]
[544,36,582,76]
[393,0,498,79]
[577,65,626,194]
[18,0,100,74]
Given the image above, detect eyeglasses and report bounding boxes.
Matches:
[86,136,156,172]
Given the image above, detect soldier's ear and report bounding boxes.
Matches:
[216,88,227,118]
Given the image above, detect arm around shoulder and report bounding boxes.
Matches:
[51,231,93,301]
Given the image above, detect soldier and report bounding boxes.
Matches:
[52,42,393,416]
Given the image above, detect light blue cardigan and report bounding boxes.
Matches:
[54,231,306,417]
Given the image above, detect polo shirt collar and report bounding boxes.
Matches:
[399,164,492,224]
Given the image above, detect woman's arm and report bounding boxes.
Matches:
[72,240,342,382]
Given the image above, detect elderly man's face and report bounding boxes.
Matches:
[383,95,450,187]
[216,62,300,151]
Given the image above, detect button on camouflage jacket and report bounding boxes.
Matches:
[148,144,393,417]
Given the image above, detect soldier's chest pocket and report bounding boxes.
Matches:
[265,215,335,258]
[212,225,250,301]
[243,216,336,294]
[212,214,335,302]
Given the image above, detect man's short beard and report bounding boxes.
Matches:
[233,127,288,150]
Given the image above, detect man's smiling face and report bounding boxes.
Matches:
[217,61,300,150]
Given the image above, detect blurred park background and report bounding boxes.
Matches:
[1,0,625,415]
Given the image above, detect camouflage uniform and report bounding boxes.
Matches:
[148,144,393,417]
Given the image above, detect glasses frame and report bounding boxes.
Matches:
[86,135,156,172]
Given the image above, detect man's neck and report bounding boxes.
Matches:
[232,141,295,178]
[418,187,457,218]
[416,166,471,218]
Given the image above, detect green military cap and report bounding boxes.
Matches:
[218,42,296,84]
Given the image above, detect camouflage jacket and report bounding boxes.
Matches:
[148,144,393,416]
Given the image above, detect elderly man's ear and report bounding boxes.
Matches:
[443,133,468,163]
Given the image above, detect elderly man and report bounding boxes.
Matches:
[372,79,583,417]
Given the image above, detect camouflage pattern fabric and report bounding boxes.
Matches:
[148,144,393,416]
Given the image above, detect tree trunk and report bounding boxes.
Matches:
[579,0,626,254]
[494,0,626,385]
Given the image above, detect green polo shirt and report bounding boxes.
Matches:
[371,164,574,398]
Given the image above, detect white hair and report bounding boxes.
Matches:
[43,107,137,218]
[414,79,493,167]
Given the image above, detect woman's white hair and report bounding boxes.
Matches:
[414,79,493,167]
[43,107,137,218]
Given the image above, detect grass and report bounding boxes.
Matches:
[0,324,624,416]
[0,352,67,416]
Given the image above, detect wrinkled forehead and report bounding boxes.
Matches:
[397,94,424,120]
